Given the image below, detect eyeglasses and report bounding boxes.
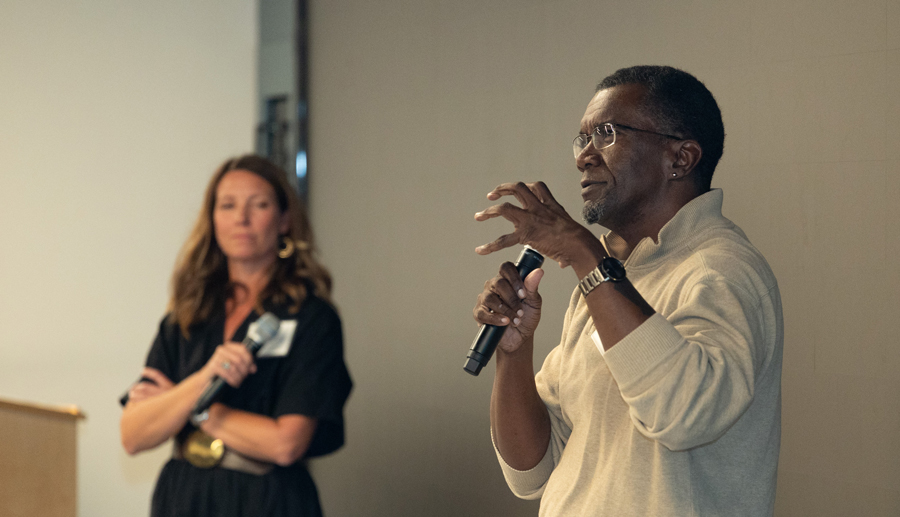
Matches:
[573,123,682,158]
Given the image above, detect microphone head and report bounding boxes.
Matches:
[249,312,280,343]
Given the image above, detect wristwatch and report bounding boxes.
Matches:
[578,256,626,296]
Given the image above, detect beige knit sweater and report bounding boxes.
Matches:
[495,189,783,517]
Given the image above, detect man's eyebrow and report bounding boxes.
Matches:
[579,119,609,134]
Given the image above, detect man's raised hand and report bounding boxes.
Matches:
[474,181,593,268]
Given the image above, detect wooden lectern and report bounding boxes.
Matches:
[0,398,85,517]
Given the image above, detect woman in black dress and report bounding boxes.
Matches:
[120,155,351,517]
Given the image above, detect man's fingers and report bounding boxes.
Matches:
[476,232,520,255]
[487,182,542,208]
[486,181,523,199]
[530,181,566,212]
[474,305,511,327]
[497,261,527,299]
[523,268,544,295]
[489,181,558,211]
[475,201,527,223]
[474,262,533,327]
[491,267,523,307]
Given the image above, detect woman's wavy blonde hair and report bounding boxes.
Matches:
[168,154,332,336]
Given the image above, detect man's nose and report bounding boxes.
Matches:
[576,144,601,171]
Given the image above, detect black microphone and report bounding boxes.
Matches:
[464,246,544,376]
[191,312,280,424]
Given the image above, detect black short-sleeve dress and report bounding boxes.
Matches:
[139,295,352,517]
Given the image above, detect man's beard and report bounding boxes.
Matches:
[582,199,606,225]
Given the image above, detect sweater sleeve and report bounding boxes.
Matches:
[492,288,580,498]
[602,271,776,451]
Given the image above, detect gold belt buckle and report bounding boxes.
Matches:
[182,429,225,468]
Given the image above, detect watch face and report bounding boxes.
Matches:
[601,256,626,281]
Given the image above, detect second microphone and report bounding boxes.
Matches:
[191,312,281,424]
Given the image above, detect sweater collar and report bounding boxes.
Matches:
[601,189,729,268]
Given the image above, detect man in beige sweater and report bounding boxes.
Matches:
[473,66,783,516]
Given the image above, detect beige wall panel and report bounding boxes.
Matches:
[304,0,900,515]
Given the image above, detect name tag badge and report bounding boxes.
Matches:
[253,319,297,358]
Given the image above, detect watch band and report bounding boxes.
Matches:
[578,267,610,297]
[578,256,625,297]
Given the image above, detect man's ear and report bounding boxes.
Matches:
[668,140,702,180]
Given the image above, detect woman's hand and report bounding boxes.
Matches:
[201,342,258,388]
[126,367,174,405]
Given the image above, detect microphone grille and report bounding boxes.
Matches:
[249,312,281,343]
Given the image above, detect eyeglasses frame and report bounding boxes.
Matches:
[573,122,683,158]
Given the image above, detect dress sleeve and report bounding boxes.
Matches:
[274,298,352,457]
[119,315,180,407]
[145,315,182,382]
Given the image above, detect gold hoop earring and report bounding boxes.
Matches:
[278,236,295,259]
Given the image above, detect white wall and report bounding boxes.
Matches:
[306,1,900,516]
[0,1,256,515]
